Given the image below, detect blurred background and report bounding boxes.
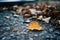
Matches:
[0,0,60,40]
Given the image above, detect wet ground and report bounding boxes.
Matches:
[0,10,60,40]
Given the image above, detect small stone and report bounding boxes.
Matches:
[29,37,33,40]
[12,27,18,32]
[2,37,6,40]
[34,34,38,36]
[4,16,10,19]
[10,34,14,37]
[5,27,11,31]
[13,14,19,17]
[25,19,31,23]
